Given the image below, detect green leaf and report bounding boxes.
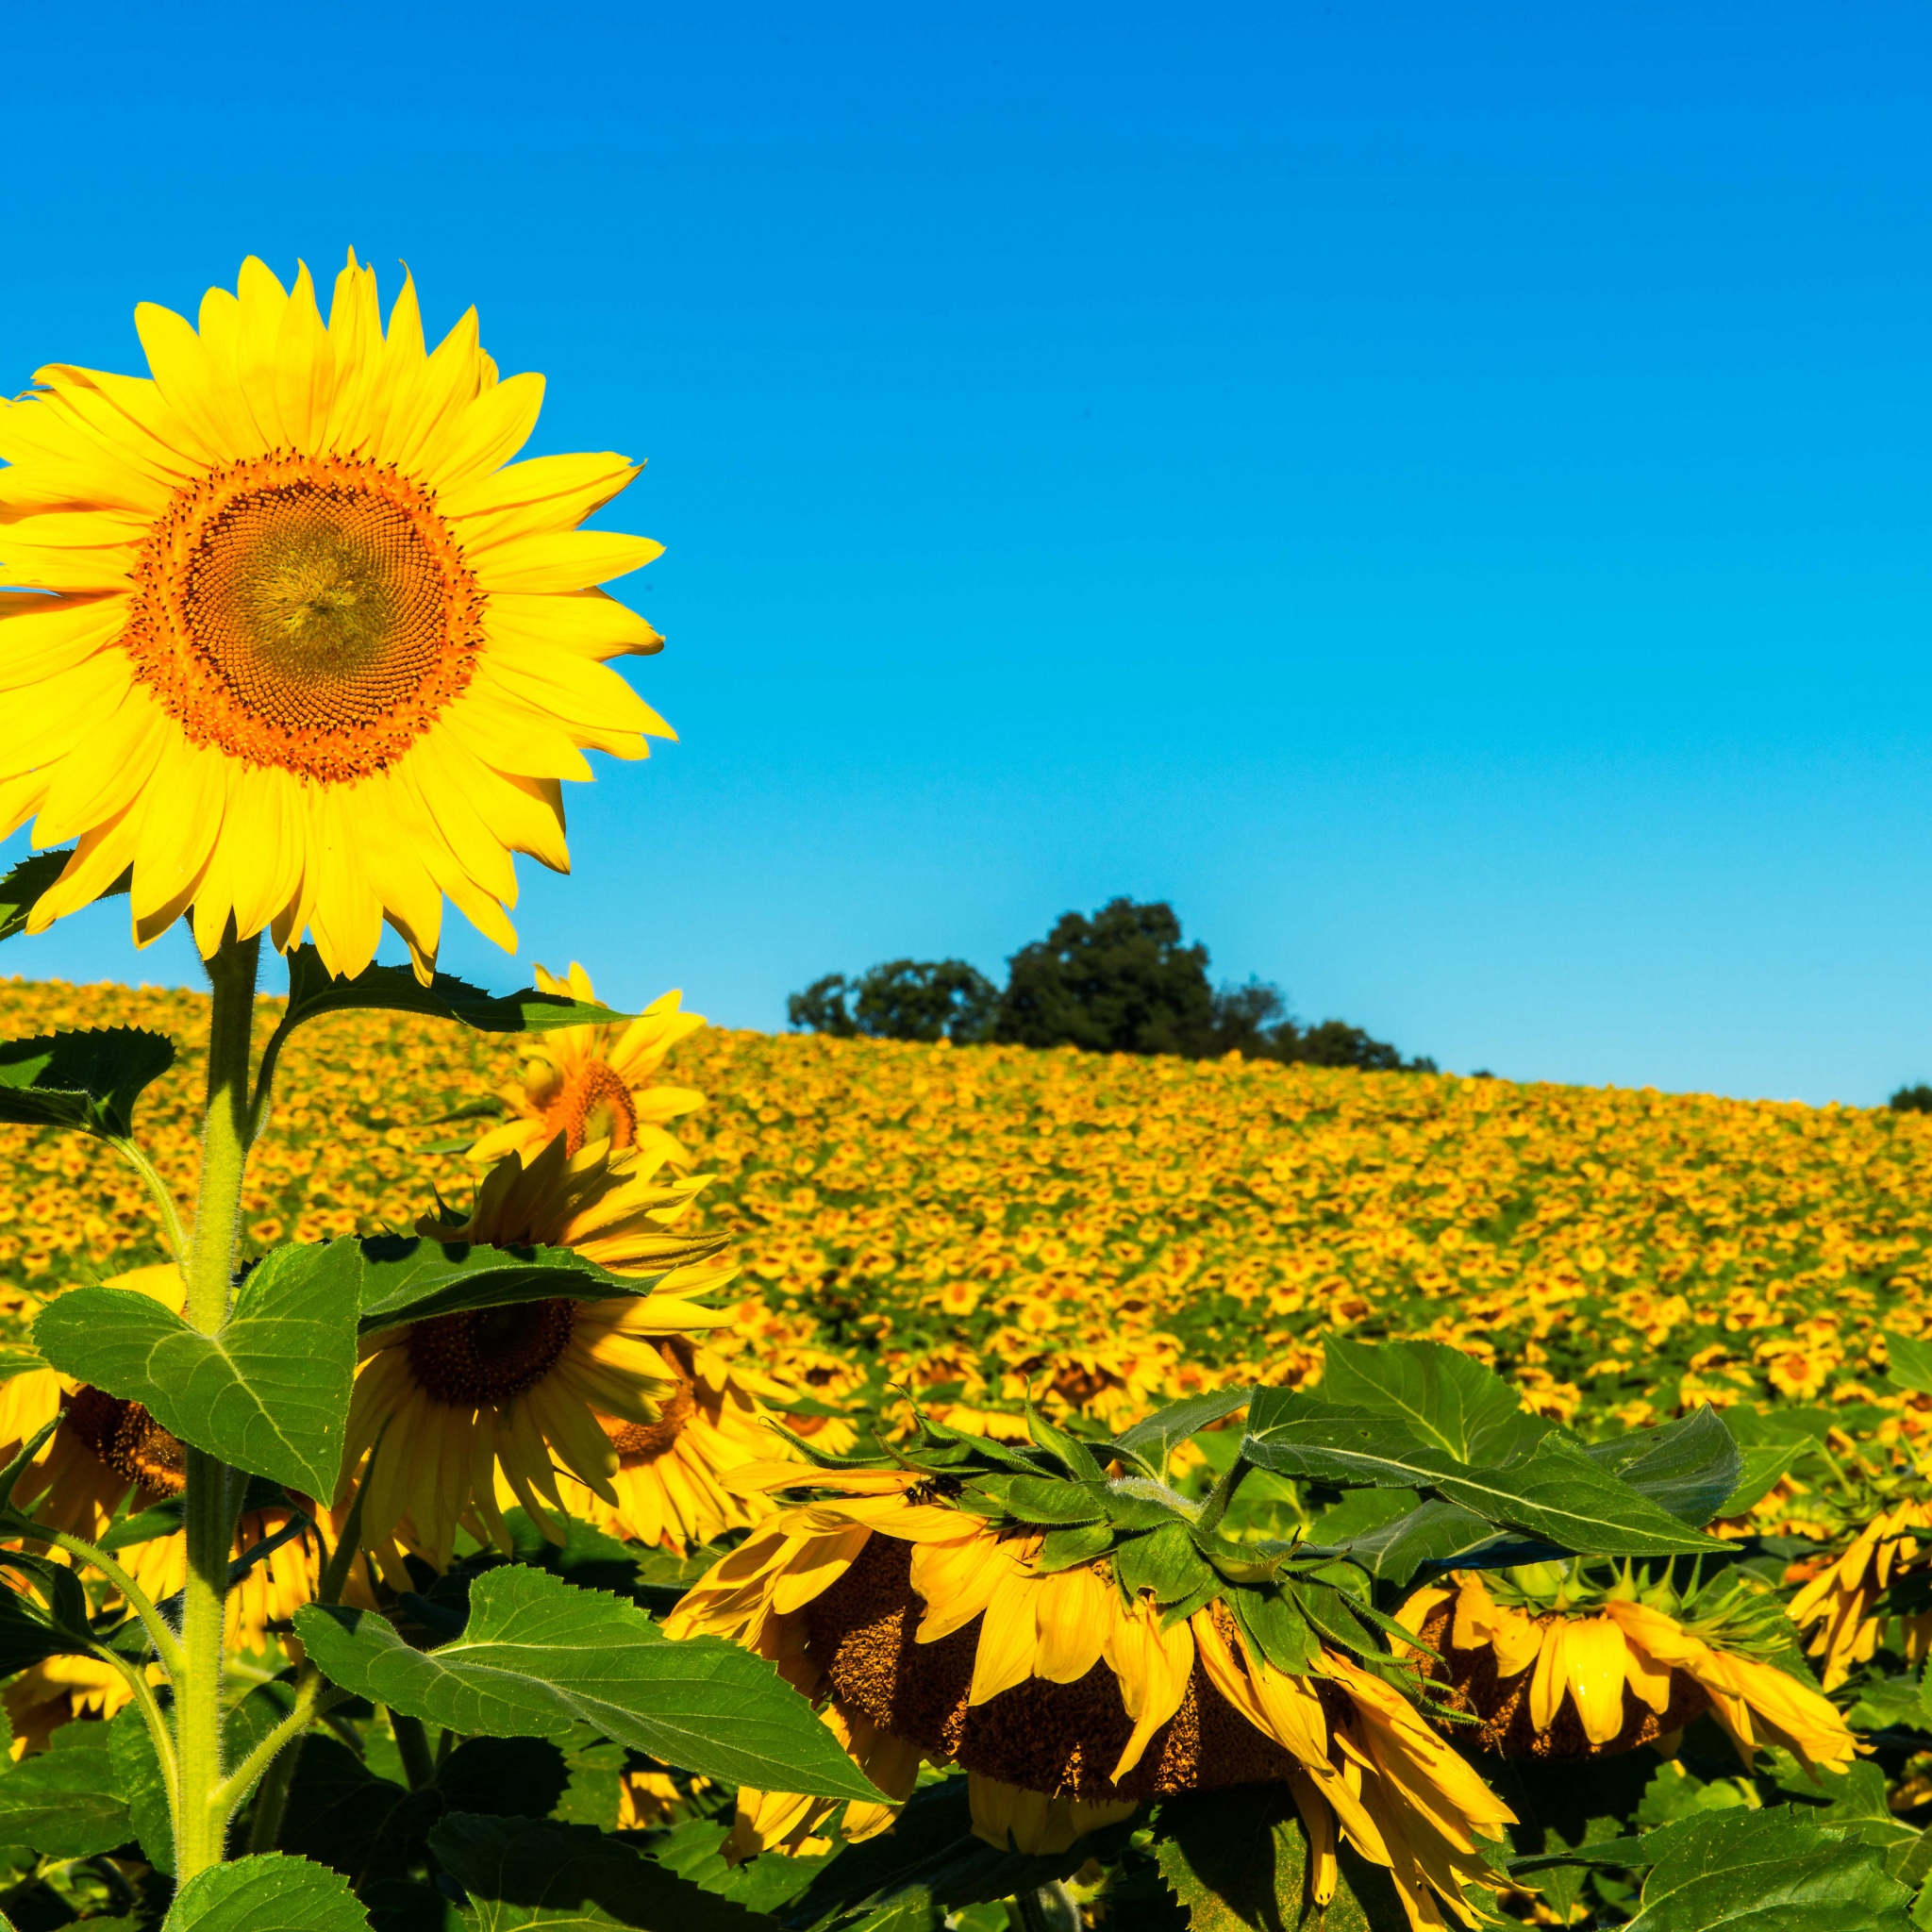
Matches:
[35,1239,359,1497]
[974,1475,1107,1524]
[427,1813,777,1930]
[275,1736,426,1890]
[1886,1332,1932,1397]
[1024,1409,1106,1484]
[1114,1522,1215,1604]
[0,1562,94,1674]
[1032,1522,1118,1574]
[0,1027,175,1139]
[284,946,636,1038]
[1319,1336,1551,1464]
[294,1566,879,1802]
[0,1719,130,1857]
[1624,1807,1912,1931]
[1583,1407,1743,1525]
[1225,1586,1321,1676]
[1108,1388,1252,1480]
[163,1853,373,1930]
[109,1702,176,1874]
[1153,1783,1406,1930]
[1242,1392,1728,1557]
[353,1236,726,1333]
[0,849,127,944]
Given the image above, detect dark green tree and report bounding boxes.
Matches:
[787,973,857,1038]
[1891,1083,1932,1113]
[994,898,1215,1055]
[788,959,997,1043]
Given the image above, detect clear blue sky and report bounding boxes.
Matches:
[3,1,1929,1105]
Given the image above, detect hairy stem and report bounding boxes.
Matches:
[105,1136,189,1263]
[212,1667,341,1829]
[174,931,261,1882]
[34,1528,185,1678]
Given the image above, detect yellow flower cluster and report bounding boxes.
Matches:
[6,977,1932,1447]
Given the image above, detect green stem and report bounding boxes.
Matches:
[104,1136,189,1263]
[174,931,261,1883]
[390,1709,437,1792]
[34,1527,185,1678]
[211,1668,340,1827]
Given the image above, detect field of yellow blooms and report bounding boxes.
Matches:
[4,973,1929,1449]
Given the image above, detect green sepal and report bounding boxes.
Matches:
[1113,1520,1214,1606]
[0,1027,175,1139]
[1287,1578,1378,1658]
[1025,1407,1106,1483]
[1103,1477,1202,1531]
[1034,1521,1118,1574]
[1226,1585,1322,1676]
[1108,1387,1252,1482]
[972,1474,1107,1525]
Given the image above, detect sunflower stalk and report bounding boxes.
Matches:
[174,930,262,1880]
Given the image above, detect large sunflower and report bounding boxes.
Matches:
[665,1439,1515,1932]
[0,254,670,978]
[468,963,706,1171]
[1788,1497,1932,1691]
[1396,1565,1856,1775]
[343,1135,738,1582]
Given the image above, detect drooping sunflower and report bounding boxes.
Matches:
[665,1424,1516,1932]
[0,254,670,979]
[1788,1497,1932,1690]
[1395,1565,1856,1776]
[548,1336,791,1556]
[467,964,706,1171]
[8,1265,331,1655]
[343,1135,738,1582]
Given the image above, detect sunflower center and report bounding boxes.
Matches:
[65,1385,187,1498]
[406,1297,578,1407]
[125,451,486,782]
[546,1060,639,1155]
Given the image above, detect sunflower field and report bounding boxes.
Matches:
[5,964,1932,1928]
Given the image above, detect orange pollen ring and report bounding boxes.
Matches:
[543,1058,640,1155]
[122,449,486,782]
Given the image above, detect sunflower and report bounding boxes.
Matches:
[1395,1566,1856,1777]
[1788,1498,1932,1690]
[0,254,671,979]
[343,1136,738,1582]
[665,1439,1516,1932]
[467,964,706,1171]
[8,1265,328,1655]
[5,1655,136,1755]
[548,1336,788,1556]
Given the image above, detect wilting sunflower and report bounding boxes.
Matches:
[468,964,706,1171]
[8,1265,330,1654]
[343,1136,737,1581]
[665,1420,1516,1932]
[549,1337,789,1556]
[1395,1565,1856,1776]
[0,254,671,978]
[1789,1497,1932,1690]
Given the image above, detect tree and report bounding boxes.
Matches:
[1200,976,1435,1071]
[1891,1083,1932,1113]
[788,959,997,1044]
[994,898,1216,1055]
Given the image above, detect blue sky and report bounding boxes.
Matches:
[3,1,1930,1105]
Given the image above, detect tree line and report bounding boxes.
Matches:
[788,896,1436,1072]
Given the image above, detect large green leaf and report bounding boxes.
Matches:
[1324,1496,1537,1584]
[1154,1783,1404,1930]
[1887,1333,1932,1398]
[1319,1337,1552,1464]
[1242,1393,1727,1557]
[0,1720,130,1857]
[284,946,635,1038]
[353,1237,725,1332]
[0,849,128,944]
[1108,1389,1252,1479]
[1718,1441,1807,1520]
[429,1814,776,1930]
[294,1567,879,1802]
[1623,1807,1911,1931]
[163,1854,373,1930]
[0,1028,175,1139]
[35,1239,359,1497]
[1582,1407,1743,1525]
